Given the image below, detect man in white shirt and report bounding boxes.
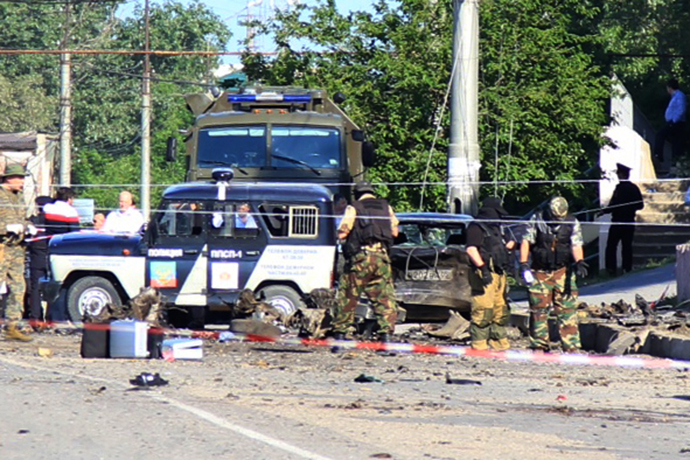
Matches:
[235,203,257,229]
[102,191,145,233]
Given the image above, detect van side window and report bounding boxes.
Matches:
[259,204,288,237]
[210,203,259,238]
[157,202,204,237]
[258,203,318,238]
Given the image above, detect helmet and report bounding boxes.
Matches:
[548,196,569,220]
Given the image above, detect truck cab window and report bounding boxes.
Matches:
[198,126,267,168]
[271,127,341,169]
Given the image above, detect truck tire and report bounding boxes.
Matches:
[67,276,122,322]
[260,285,305,318]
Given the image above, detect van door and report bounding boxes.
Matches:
[147,201,208,306]
[206,202,268,307]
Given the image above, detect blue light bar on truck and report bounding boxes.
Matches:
[227,93,312,103]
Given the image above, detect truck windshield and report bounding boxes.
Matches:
[198,126,267,168]
[197,125,341,170]
[271,126,341,169]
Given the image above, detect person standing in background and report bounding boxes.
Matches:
[654,78,687,164]
[601,163,644,276]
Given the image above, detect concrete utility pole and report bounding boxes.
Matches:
[141,0,152,218]
[448,0,480,216]
[59,1,72,186]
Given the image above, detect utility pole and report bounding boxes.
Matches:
[447,0,480,215]
[141,0,151,218]
[59,0,72,186]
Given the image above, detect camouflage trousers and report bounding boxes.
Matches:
[0,244,26,323]
[528,266,581,351]
[470,269,510,351]
[332,251,397,335]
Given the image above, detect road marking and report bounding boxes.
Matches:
[0,356,332,460]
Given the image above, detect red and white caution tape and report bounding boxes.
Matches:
[10,320,690,371]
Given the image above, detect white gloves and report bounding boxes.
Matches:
[6,223,24,234]
[26,224,38,236]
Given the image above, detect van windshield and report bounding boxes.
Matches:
[197,125,341,170]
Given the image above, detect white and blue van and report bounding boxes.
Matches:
[43,170,337,325]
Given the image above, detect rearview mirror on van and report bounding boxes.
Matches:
[351,130,365,142]
[166,137,177,162]
[362,141,376,168]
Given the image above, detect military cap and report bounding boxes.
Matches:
[616,162,632,173]
[354,181,375,195]
[548,196,569,219]
[1,163,28,178]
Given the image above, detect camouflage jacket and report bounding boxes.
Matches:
[0,186,28,244]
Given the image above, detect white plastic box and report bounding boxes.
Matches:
[161,338,203,360]
[109,320,150,358]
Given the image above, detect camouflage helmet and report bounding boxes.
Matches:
[548,196,569,220]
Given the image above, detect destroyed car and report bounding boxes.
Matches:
[389,212,474,322]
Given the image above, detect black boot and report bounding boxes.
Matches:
[331,332,345,354]
[378,333,390,343]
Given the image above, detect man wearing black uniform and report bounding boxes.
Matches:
[25,196,54,326]
[465,197,515,350]
[601,163,644,276]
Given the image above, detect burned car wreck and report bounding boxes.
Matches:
[389,212,474,322]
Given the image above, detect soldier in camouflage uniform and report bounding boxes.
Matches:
[0,164,33,342]
[332,182,399,347]
[519,197,589,352]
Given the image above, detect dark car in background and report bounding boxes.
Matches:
[390,212,474,322]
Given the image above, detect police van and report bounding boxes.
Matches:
[44,169,337,324]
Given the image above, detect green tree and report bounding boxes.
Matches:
[242,0,612,212]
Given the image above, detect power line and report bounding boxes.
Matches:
[0,49,270,56]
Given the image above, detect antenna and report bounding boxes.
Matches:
[234,0,301,53]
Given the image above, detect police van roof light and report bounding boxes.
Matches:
[227,93,312,104]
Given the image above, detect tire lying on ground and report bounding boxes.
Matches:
[67,276,122,322]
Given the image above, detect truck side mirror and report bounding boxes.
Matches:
[351,130,365,142]
[166,137,177,162]
[362,141,375,168]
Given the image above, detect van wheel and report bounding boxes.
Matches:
[260,285,305,318]
[67,277,122,322]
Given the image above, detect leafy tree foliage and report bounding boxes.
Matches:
[242,0,612,212]
[0,0,231,213]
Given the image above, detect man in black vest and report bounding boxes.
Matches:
[519,196,588,352]
[601,163,644,276]
[465,197,516,350]
[332,182,399,345]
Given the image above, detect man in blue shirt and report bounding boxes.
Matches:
[654,78,687,164]
[235,203,257,229]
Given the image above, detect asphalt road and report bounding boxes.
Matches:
[2,334,690,460]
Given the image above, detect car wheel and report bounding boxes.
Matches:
[260,285,305,318]
[67,276,122,321]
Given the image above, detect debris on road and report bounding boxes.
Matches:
[423,311,470,341]
[445,372,481,385]
[354,374,384,383]
[129,372,169,387]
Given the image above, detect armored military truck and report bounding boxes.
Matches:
[168,86,375,197]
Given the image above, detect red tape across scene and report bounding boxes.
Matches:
[43,320,689,371]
